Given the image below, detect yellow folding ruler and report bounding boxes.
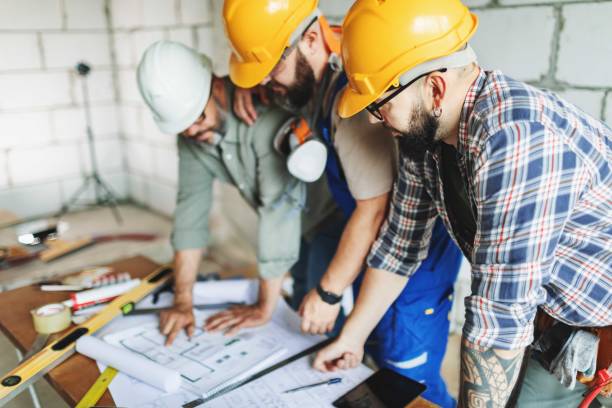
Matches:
[75,366,118,408]
[0,265,173,406]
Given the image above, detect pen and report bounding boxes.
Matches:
[282,377,342,394]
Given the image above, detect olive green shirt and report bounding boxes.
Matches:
[171,81,336,279]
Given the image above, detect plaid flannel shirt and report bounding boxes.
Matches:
[368,69,612,350]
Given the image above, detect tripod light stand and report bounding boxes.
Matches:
[57,62,122,223]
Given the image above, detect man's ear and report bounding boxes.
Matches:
[427,73,447,110]
[299,27,320,57]
[211,76,223,90]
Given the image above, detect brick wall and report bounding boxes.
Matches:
[0,0,126,219]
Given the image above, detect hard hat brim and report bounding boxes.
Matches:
[155,85,211,134]
[228,51,279,89]
[337,83,380,119]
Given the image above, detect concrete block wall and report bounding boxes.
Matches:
[323,0,612,123]
[0,0,126,220]
[0,0,222,221]
[112,0,215,217]
[114,0,259,259]
[1,1,609,259]
[0,0,257,264]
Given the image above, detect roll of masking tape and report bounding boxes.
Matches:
[31,303,71,334]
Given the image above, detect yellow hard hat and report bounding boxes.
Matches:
[338,0,479,118]
[223,0,319,89]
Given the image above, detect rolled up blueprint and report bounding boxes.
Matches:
[76,335,182,392]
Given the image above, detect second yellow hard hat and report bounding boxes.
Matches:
[338,0,479,118]
[223,0,318,88]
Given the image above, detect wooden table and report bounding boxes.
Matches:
[0,255,161,406]
[0,255,437,408]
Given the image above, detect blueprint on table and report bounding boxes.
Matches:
[105,321,287,395]
[95,279,373,407]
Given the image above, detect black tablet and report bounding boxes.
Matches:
[333,368,427,408]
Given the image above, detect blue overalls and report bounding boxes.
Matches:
[317,73,463,408]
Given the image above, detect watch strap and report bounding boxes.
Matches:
[316,283,342,305]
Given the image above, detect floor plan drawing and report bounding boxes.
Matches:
[105,320,287,392]
[97,285,369,407]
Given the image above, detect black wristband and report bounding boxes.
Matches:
[316,283,342,305]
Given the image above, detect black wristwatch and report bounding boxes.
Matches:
[316,283,343,305]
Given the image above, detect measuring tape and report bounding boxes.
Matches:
[0,264,173,406]
[75,366,118,408]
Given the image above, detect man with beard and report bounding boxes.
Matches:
[219,1,463,406]
[313,1,612,407]
[137,40,338,345]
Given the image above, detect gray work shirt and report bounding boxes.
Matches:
[171,80,336,279]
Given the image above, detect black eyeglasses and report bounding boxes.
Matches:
[281,17,318,61]
[270,17,318,77]
[366,69,447,121]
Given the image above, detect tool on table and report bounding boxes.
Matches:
[129,302,246,315]
[62,266,114,285]
[62,279,141,311]
[16,219,67,246]
[0,246,30,264]
[182,337,335,408]
[283,377,342,394]
[20,303,73,362]
[0,264,173,406]
[40,269,131,292]
[74,366,118,408]
[40,275,132,292]
[0,233,157,270]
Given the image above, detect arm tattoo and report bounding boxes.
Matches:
[459,339,526,408]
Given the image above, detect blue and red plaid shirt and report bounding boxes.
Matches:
[368,69,612,350]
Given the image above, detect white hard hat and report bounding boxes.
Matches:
[137,40,213,134]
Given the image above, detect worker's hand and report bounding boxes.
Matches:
[312,335,364,372]
[204,304,273,336]
[299,288,341,335]
[159,302,195,347]
[233,85,270,126]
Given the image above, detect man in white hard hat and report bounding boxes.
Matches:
[137,40,339,345]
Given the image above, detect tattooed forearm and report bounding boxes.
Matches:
[458,338,525,408]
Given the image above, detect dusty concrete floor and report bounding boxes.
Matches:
[0,204,460,407]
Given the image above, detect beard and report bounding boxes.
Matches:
[391,103,440,161]
[184,100,227,145]
[267,49,315,111]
